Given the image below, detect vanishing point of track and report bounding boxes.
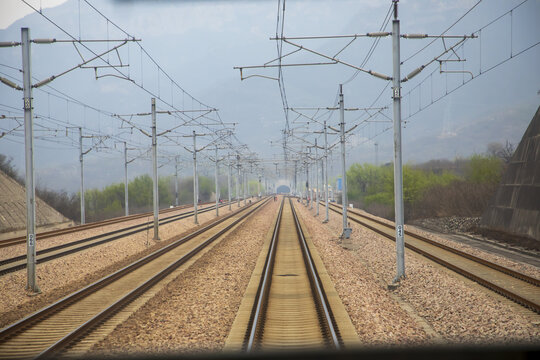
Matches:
[326,202,540,313]
[0,197,269,359]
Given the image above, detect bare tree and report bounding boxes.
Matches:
[0,154,23,184]
[487,141,515,163]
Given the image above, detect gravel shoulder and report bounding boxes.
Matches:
[408,216,540,267]
[90,198,280,356]
[296,202,540,346]
[5,197,537,353]
[0,203,218,260]
[351,208,540,280]
[0,203,246,329]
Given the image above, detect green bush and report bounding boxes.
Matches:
[346,153,505,220]
[348,164,458,206]
[82,173,219,222]
[128,175,153,209]
[465,154,503,184]
[348,163,460,220]
[1,153,251,223]
[348,163,392,205]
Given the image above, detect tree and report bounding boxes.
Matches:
[465,154,503,184]
[487,141,515,163]
[198,176,213,201]
[159,175,173,206]
[0,154,23,184]
[128,175,153,210]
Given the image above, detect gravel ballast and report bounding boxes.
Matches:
[0,203,219,260]
[409,216,480,234]
[0,203,246,328]
[341,207,540,280]
[3,197,538,353]
[295,202,540,346]
[90,198,279,356]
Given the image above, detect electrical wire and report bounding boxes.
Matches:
[7,1,251,165]
[81,0,214,112]
[343,1,394,85]
[19,0,218,124]
[401,0,483,64]
[357,0,537,149]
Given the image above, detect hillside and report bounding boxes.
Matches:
[0,169,73,235]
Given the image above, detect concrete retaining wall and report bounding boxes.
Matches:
[480,106,540,241]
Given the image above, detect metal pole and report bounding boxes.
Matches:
[257,174,260,197]
[324,121,329,223]
[305,161,309,206]
[339,84,351,239]
[321,157,324,209]
[243,170,247,206]
[228,157,232,211]
[151,98,159,240]
[124,142,129,216]
[329,149,335,203]
[392,1,405,281]
[315,139,319,216]
[175,156,179,207]
[215,147,219,216]
[22,27,39,293]
[193,131,198,224]
[375,142,379,167]
[309,148,313,210]
[236,161,240,207]
[302,164,305,202]
[294,160,297,196]
[79,127,85,225]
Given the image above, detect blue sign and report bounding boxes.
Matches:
[337,178,342,191]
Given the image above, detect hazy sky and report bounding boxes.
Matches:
[0,0,68,29]
[0,0,539,192]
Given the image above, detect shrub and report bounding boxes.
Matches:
[411,180,498,218]
[465,154,503,184]
[35,187,80,221]
[346,158,496,221]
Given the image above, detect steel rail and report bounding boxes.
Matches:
[0,202,233,276]
[290,198,341,349]
[327,202,540,287]
[0,202,214,249]
[245,197,284,351]
[244,197,342,351]
[0,197,270,359]
[326,203,540,313]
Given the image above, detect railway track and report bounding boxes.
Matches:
[0,201,235,276]
[0,202,215,249]
[242,197,343,351]
[0,197,270,359]
[326,202,540,313]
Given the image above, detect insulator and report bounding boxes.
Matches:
[32,38,56,44]
[369,70,391,80]
[367,32,391,37]
[403,34,428,39]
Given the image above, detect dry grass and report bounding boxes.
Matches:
[411,181,498,219]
